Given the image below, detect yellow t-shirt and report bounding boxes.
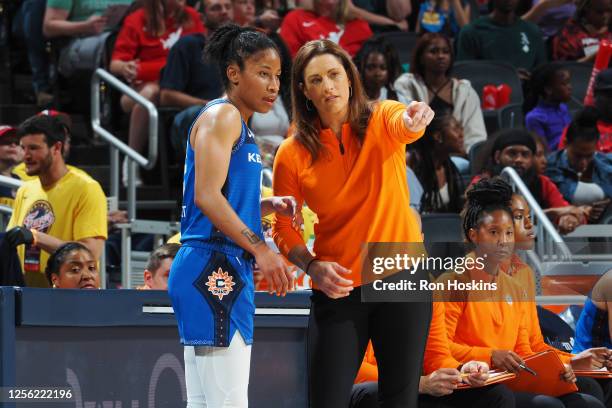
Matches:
[3,164,91,209]
[12,162,89,182]
[7,168,108,287]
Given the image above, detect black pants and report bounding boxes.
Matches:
[350,381,515,408]
[514,391,605,408]
[308,287,432,408]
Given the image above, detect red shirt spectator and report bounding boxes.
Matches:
[471,173,569,208]
[280,9,372,58]
[552,18,612,61]
[558,120,612,153]
[112,7,204,82]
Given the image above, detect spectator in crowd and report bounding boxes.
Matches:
[559,69,612,154]
[351,304,514,408]
[395,33,486,151]
[474,129,583,233]
[45,242,100,289]
[201,0,235,32]
[12,0,53,107]
[43,0,132,78]
[159,0,231,155]
[233,0,283,30]
[552,0,612,62]
[534,135,548,175]
[354,37,402,101]
[348,0,411,31]
[455,0,547,75]
[415,0,470,37]
[233,0,256,25]
[0,126,22,208]
[522,0,575,40]
[408,112,467,213]
[546,108,612,218]
[525,62,573,151]
[4,115,107,288]
[111,0,205,186]
[139,243,180,290]
[279,0,373,58]
[439,178,604,408]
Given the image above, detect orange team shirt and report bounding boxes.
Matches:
[272,100,424,287]
[503,254,574,364]
[438,262,533,366]
[355,302,460,383]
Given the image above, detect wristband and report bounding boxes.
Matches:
[305,258,319,275]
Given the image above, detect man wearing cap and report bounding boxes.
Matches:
[4,115,107,287]
[558,69,612,153]
[0,126,23,208]
[473,128,584,234]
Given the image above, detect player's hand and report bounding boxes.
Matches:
[491,350,524,373]
[571,347,611,370]
[254,246,294,296]
[307,260,353,299]
[460,361,489,387]
[561,364,576,383]
[420,368,461,396]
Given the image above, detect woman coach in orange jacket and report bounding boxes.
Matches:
[272,39,434,407]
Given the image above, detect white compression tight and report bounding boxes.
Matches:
[184,332,252,408]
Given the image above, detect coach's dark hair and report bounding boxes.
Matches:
[16,115,66,150]
[566,106,600,145]
[204,23,279,90]
[45,242,93,285]
[461,177,513,243]
[146,243,181,274]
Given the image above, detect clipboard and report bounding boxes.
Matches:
[574,368,612,379]
[457,370,517,389]
[507,350,578,397]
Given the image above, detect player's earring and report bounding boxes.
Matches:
[306,99,313,111]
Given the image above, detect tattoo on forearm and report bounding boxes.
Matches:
[242,229,262,245]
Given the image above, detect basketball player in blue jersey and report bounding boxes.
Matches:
[168,24,296,408]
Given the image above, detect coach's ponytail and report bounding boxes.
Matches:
[204,23,278,90]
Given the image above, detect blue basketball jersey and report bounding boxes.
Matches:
[180,98,263,250]
[169,98,262,347]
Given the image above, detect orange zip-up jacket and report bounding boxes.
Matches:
[272,101,424,286]
[438,262,533,366]
[504,254,574,364]
[355,302,461,383]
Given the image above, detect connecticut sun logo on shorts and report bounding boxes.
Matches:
[205,268,236,300]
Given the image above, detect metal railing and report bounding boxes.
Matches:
[501,166,572,261]
[91,68,159,220]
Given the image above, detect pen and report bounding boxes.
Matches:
[519,363,537,376]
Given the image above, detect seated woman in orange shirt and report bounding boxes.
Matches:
[507,193,612,406]
[351,302,515,408]
[440,177,603,408]
[272,39,435,407]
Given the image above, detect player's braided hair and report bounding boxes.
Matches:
[461,177,513,242]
